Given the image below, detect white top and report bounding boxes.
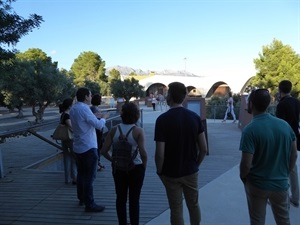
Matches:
[112,123,143,165]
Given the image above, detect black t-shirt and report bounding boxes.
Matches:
[154,107,204,178]
[276,95,300,149]
[60,112,70,125]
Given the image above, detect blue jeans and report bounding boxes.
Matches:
[113,164,145,225]
[62,140,77,183]
[75,148,98,208]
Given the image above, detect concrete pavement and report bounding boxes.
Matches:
[0,104,299,224]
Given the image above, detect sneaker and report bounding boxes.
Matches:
[85,205,105,212]
[222,120,226,122]
[233,120,237,123]
[290,197,299,208]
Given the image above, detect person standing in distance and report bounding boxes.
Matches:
[70,87,109,212]
[276,80,300,207]
[222,91,237,123]
[154,82,208,225]
[59,98,77,185]
[239,89,297,225]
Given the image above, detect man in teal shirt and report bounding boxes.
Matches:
[239,89,297,225]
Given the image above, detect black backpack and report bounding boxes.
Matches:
[112,125,138,173]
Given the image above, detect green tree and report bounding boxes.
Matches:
[0,0,43,60]
[250,39,300,97]
[1,48,75,121]
[129,72,136,76]
[110,77,145,102]
[84,80,100,95]
[108,68,121,82]
[70,51,109,94]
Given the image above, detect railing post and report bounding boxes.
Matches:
[140,109,143,128]
[0,147,4,178]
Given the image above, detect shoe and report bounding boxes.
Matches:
[290,197,299,208]
[97,162,105,171]
[233,120,236,123]
[222,120,226,122]
[85,205,105,212]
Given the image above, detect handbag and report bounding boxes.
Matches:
[52,124,73,141]
[52,113,73,141]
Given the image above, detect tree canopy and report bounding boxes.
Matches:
[0,0,43,60]
[250,39,300,97]
[110,77,145,102]
[70,51,109,94]
[1,48,75,120]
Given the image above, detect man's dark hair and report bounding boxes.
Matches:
[168,82,187,104]
[279,80,292,94]
[249,89,271,112]
[121,102,140,124]
[76,87,90,102]
[91,94,101,106]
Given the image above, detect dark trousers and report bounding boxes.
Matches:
[113,164,145,225]
[76,148,98,208]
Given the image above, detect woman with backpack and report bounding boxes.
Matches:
[101,102,147,225]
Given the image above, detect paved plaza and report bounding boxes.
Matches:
[0,104,299,224]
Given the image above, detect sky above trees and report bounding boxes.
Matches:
[12,0,299,82]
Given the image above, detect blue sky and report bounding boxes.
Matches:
[12,0,299,80]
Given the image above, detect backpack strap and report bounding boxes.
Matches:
[125,126,135,138]
[117,125,138,159]
[116,125,135,140]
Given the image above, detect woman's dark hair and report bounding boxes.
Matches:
[121,102,140,124]
[76,87,90,102]
[91,94,101,106]
[168,82,187,104]
[59,98,73,113]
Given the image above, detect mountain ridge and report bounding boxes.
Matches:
[106,65,200,77]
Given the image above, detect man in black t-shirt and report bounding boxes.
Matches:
[154,82,208,225]
[276,80,300,207]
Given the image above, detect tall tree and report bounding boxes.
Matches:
[108,68,121,82]
[250,39,300,97]
[70,51,109,94]
[0,0,43,60]
[1,48,75,121]
[110,77,145,102]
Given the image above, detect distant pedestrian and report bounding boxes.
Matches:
[239,88,297,225]
[276,80,300,208]
[151,97,157,111]
[155,82,208,225]
[59,98,77,185]
[101,102,147,225]
[222,92,236,123]
[70,87,109,213]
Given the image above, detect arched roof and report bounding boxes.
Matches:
[138,74,252,97]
